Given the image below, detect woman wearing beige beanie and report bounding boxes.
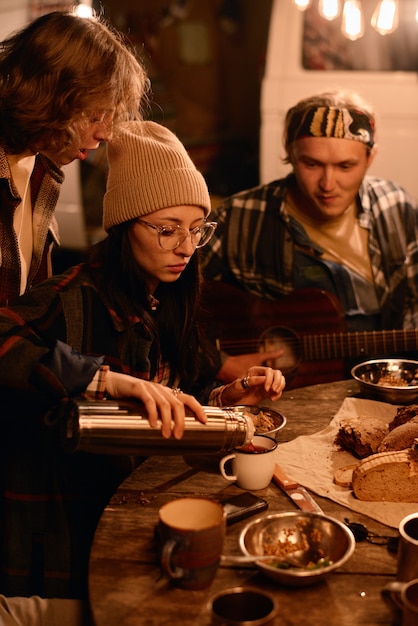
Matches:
[0,121,285,602]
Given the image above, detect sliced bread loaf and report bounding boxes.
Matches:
[352,448,418,502]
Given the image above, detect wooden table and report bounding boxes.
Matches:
[88,380,398,626]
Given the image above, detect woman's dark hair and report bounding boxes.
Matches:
[87,223,216,388]
[0,11,149,154]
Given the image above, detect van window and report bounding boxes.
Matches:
[302,1,418,71]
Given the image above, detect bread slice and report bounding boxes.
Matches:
[352,448,418,502]
[333,463,358,488]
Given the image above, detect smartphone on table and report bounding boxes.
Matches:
[221,492,268,525]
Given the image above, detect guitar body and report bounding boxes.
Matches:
[200,280,347,389]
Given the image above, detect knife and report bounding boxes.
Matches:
[273,463,324,514]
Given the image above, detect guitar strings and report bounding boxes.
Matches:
[216,329,418,359]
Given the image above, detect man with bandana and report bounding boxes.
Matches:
[200,89,418,383]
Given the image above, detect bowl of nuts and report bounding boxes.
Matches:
[225,405,286,440]
[351,358,418,404]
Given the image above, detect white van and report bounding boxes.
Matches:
[261,0,418,200]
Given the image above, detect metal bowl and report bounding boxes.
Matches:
[239,512,355,587]
[351,358,418,405]
[225,405,286,440]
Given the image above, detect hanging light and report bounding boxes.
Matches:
[341,0,364,40]
[371,0,399,35]
[75,0,93,18]
[292,0,401,38]
[293,0,312,10]
[318,0,341,20]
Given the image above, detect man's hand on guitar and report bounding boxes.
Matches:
[220,365,286,406]
[216,350,284,384]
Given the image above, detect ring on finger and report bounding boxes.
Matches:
[172,387,182,396]
[240,375,250,390]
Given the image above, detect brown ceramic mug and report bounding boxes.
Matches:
[397,513,418,582]
[208,587,277,625]
[382,579,418,626]
[157,497,226,590]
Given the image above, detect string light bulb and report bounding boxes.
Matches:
[75,0,93,18]
[292,1,403,38]
[371,0,399,35]
[318,0,341,20]
[341,0,364,40]
[293,0,312,10]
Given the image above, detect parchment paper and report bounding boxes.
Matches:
[273,397,418,529]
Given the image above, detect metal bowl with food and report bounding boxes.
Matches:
[239,512,355,587]
[351,358,418,404]
[225,405,286,441]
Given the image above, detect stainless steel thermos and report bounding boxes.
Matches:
[62,398,255,456]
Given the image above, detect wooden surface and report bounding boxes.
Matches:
[88,380,398,626]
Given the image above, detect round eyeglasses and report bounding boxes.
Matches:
[136,219,217,250]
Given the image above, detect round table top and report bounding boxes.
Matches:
[88,379,396,626]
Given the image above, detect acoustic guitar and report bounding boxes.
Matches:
[200,280,418,389]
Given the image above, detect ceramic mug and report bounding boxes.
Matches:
[382,579,418,626]
[397,513,418,582]
[219,434,277,490]
[157,497,226,590]
[208,587,277,626]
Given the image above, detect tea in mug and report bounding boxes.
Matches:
[238,443,270,454]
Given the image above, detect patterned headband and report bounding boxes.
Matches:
[287,106,375,149]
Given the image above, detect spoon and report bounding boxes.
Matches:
[220,553,303,569]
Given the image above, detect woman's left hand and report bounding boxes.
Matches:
[220,365,286,406]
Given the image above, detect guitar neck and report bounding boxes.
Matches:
[301,329,418,362]
[200,280,417,388]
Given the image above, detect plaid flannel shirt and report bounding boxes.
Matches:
[0,147,62,306]
[201,174,418,330]
[0,263,220,599]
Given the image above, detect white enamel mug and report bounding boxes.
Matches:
[219,435,277,490]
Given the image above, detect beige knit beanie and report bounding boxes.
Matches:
[103,121,211,231]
